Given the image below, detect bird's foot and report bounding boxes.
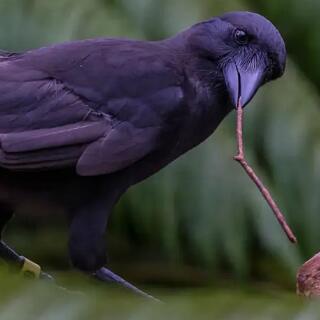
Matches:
[21,256,56,283]
[93,267,162,303]
[0,240,54,282]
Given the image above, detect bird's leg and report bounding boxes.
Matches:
[68,185,160,302]
[0,205,54,281]
[0,209,25,268]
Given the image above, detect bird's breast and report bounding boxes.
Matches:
[124,77,232,185]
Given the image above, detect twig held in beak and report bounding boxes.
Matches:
[233,99,297,244]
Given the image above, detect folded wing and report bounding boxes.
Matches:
[0,40,179,175]
[0,120,160,175]
[0,68,160,175]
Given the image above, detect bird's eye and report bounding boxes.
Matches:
[234,29,249,45]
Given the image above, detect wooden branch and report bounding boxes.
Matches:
[234,99,297,244]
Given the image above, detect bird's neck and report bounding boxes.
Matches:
[162,29,233,139]
[163,27,227,96]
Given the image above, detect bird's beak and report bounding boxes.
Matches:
[223,59,266,108]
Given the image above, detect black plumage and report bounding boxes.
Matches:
[0,11,286,298]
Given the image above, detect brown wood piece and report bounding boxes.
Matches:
[234,99,297,244]
[297,252,320,297]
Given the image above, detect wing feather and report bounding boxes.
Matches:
[0,121,109,153]
[77,122,160,176]
[0,39,182,175]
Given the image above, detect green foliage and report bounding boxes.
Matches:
[0,0,319,289]
[247,0,320,92]
[0,271,312,320]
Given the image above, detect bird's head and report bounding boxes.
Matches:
[187,11,286,108]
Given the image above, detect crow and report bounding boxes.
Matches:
[0,11,286,299]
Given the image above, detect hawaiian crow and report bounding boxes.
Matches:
[0,11,286,299]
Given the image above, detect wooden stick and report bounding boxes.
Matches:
[234,99,297,243]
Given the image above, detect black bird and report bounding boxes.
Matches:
[0,11,286,299]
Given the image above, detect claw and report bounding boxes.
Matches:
[40,271,55,282]
[20,258,56,283]
[94,267,162,303]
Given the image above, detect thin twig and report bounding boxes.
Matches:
[234,99,297,244]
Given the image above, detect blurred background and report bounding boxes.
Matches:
[1,0,320,319]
